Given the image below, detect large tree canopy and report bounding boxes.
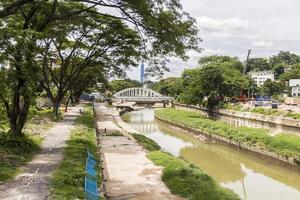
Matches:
[150,77,183,98]
[109,79,142,93]
[178,56,252,107]
[246,58,271,72]
[0,0,201,135]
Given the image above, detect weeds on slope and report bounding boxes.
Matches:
[50,106,100,200]
[155,108,300,159]
[147,151,240,200]
[130,132,240,199]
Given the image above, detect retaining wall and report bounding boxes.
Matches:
[155,114,300,172]
[174,103,300,135]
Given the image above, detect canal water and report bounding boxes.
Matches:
[122,108,300,200]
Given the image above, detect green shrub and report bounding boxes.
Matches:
[132,134,160,151]
[50,106,100,200]
[147,151,240,200]
[155,108,300,159]
[0,133,41,181]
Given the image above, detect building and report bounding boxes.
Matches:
[248,70,275,87]
[289,79,300,96]
[140,63,144,84]
[284,65,292,73]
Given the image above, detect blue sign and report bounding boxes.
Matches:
[255,96,271,101]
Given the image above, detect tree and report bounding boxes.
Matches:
[246,58,271,72]
[38,14,142,116]
[178,56,252,107]
[109,79,142,93]
[270,51,300,77]
[279,63,300,82]
[151,77,183,98]
[0,0,201,135]
[178,68,204,105]
[260,79,284,97]
[199,55,244,72]
[67,65,108,107]
[0,27,39,136]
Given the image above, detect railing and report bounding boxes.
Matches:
[85,149,100,200]
[114,96,173,102]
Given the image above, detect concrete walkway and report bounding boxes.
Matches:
[95,103,183,200]
[0,106,82,200]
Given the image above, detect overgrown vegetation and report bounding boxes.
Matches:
[0,133,41,181]
[121,114,130,122]
[223,103,300,119]
[147,151,240,200]
[50,106,100,200]
[155,109,300,158]
[132,134,161,151]
[130,132,239,199]
[0,106,58,182]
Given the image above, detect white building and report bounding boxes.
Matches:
[284,65,292,73]
[289,79,300,96]
[248,70,275,87]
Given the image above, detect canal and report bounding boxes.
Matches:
[122,108,300,200]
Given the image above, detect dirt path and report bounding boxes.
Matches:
[0,106,82,200]
[95,103,183,200]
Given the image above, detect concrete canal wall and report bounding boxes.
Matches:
[174,103,300,136]
[154,114,300,172]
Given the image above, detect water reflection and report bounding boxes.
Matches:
[123,109,300,200]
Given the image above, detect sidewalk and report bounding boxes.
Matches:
[95,103,183,200]
[0,106,82,200]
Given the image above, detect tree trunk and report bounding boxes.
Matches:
[53,100,60,118]
[64,94,71,112]
[6,96,30,136]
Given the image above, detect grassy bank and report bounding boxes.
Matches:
[0,134,42,181]
[132,133,240,200]
[132,134,161,151]
[50,106,100,200]
[155,108,300,159]
[148,151,240,200]
[223,103,300,119]
[0,107,55,182]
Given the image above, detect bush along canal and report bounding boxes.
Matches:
[155,108,300,169]
[132,133,240,200]
[122,108,300,200]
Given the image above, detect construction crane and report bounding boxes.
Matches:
[243,49,251,75]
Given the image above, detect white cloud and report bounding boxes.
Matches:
[197,16,249,32]
[252,41,274,48]
[202,48,225,55]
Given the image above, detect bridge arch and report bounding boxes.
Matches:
[113,87,173,103]
[114,87,164,98]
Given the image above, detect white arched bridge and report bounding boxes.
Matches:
[113,87,173,103]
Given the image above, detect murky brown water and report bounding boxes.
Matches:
[123,108,300,200]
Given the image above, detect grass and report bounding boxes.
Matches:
[0,133,42,181]
[155,108,300,159]
[147,151,240,200]
[50,105,100,200]
[223,103,300,119]
[0,106,57,182]
[130,133,240,199]
[121,114,130,122]
[132,133,161,151]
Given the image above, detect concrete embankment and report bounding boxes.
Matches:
[174,103,300,136]
[154,114,300,172]
[93,103,183,200]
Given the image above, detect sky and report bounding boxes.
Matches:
[127,0,300,81]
